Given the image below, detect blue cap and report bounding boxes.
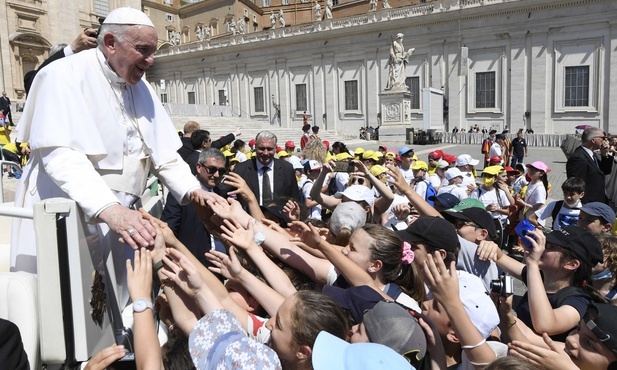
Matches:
[581,202,616,225]
[398,146,414,156]
[428,193,460,209]
[313,331,415,370]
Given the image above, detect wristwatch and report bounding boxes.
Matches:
[133,298,154,313]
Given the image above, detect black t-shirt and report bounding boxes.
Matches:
[516,267,590,342]
[511,137,527,157]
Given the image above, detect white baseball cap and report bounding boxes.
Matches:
[445,167,464,181]
[334,185,375,206]
[455,154,480,167]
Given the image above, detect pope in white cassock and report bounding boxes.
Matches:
[10,8,218,310]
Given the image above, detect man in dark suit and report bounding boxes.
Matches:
[178,121,201,160]
[0,92,13,126]
[24,29,98,94]
[566,127,612,204]
[229,131,300,206]
[161,147,227,273]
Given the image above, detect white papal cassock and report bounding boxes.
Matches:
[10,48,200,309]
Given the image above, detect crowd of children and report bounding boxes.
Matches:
[28,127,617,370]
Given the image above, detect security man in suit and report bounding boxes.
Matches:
[229,130,300,206]
[161,147,228,272]
[566,127,613,204]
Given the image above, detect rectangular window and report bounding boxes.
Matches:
[93,0,109,16]
[254,87,264,112]
[475,71,495,109]
[187,92,195,104]
[296,84,307,112]
[165,14,174,22]
[405,76,420,109]
[160,93,168,103]
[333,0,339,5]
[164,0,173,4]
[282,0,289,4]
[344,80,358,111]
[218,90,227,105]
[263,0,270,6]
[565,66,589,107]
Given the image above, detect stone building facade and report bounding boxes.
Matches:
[0,0,140,101]
[147,0,617,135]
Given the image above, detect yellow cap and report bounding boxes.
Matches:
[362,150,379,162]
[229,157,240,164]
[335,152,353,160]
[385,151,396,159]
[482,165,505,176]
[325,152,334,162]
[222,150,234,158]
[412,154,419,161]
[354,147,365,155]
[370,165,388,177]
[411,160,428,170]
[278,150,290,158]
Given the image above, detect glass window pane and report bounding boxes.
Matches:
[564,66,589,107]
[254,87,264,112]
[475,72,495,108]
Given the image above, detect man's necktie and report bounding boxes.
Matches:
[262,167,272,204]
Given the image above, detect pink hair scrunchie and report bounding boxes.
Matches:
[401,241,414,265]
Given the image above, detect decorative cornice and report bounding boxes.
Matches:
[154,0,615,59]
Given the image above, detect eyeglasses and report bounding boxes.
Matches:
[202,165,227,176]
[455,219,480,230]
[350,177,366,185]
[593,136,607,140]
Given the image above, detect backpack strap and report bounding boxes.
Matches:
[551,200,565,225]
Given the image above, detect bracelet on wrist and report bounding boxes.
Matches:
[153,254,171,272]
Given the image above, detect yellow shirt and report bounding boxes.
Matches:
[0,127,11,146]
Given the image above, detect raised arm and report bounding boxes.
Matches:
[524,230,582,335]
[386,164,441,218]
[218,218,298,298]
[206,248,286,317]
[126,249,164,370]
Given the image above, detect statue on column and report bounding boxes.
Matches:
[385,33,415,91]
[204,25,211,40]
[325,0,333,19]
[279,9,285,28]
[386,33,416,91]
[196,26,204,42]
[314,1,322,21]
[238,17,246,34]
[382,0,391,8]
[270,11,277,29]
[369,0,377,12]
[174,31,181,46]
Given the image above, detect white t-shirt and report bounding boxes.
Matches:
[470,187,510,221]
[428,173,445,190]
[489,142,502,158]
[235,151,247,162]
[525,181,547,208]
[301,180,322,220]
[414,180,428,199]
[461,171,477,187]
[534,201,581,230]
[399,166,414,184]
[438,184,469,200]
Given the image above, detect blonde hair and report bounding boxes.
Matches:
[303,139,327,163]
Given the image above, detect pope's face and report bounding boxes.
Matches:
[105,25,157,85]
